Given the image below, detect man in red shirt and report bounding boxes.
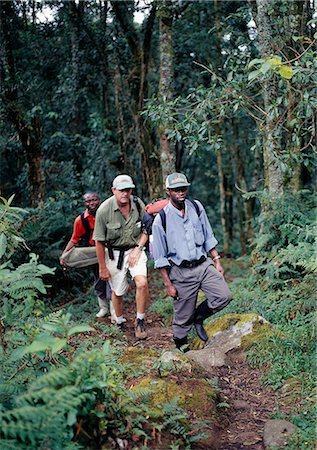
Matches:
[60,192,112,318]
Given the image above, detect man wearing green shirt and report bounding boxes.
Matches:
[93,175,149,339]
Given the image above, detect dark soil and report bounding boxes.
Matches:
[95,270,290,450]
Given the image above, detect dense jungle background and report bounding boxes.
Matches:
[0,0,316,449]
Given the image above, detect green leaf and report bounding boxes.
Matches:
[276,65,293,79]
[267,56,282,66]
[0,233,8,258]
[50,338,67,354]
[10,347,27,361]
[248,69,262,81]
[67,324,94,337]
[247,58,263,69]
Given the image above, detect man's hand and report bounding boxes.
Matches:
[215,260,224,276]
[99,266,111,281]
[128,247,142,267]
[165,283,178,298]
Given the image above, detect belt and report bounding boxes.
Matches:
[106,244,136,270]
[178,256,206,268]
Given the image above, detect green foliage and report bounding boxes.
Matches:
[251,191,316,281]
[219,191,316,449]
[148,295,174,326]
[0,196,29,259]
[248,56,293,80]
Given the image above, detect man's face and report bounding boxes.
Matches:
[112,187,132,206]
[84,194,100,215]
[167,186,188,206]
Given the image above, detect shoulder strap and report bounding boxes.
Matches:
[159,199,200,234]
[133,195,142,218]
[188,199,201,217]
[80,212,91,233]
[80,212,92,246]
[159,208,167,233]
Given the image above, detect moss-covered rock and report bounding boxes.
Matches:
[131,375,217,419]
[120,347,161,376]
[192,313,271,351]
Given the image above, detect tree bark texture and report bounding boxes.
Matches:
[158,0,176,186]
[256,0,284,197]
[216,147,230,255]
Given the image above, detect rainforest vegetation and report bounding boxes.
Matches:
[0,1,316,449]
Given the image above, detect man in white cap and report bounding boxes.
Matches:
[93,175,149,339]
[152,173,232,351]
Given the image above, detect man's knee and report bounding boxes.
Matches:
[134,276,148,291]
[210,289,233,312]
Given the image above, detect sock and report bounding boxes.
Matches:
[117,316,124,324]
[137,312,145,320]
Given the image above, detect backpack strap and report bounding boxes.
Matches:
[133,195,142,218]
[159,199,201,234]
[159,208,167,233]
[188,199,201,217]
[80,212,92,247]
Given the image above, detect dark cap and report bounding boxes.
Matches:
[165,173,191,189]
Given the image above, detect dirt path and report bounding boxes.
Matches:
[97,271,286,449]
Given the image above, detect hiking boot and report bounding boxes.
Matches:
[96,308,108,318]
[135,318,147,340]
[173,336,190,352]
[194,300,214,342]
[117,322,125,331]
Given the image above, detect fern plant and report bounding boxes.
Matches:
[250,191,316,281]
[0,195,29,260]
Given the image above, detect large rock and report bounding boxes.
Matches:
[263,419,298,448]
[186,313,271,369]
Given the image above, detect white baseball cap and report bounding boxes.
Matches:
[112,174,135,190]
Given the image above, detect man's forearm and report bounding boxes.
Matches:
[159,267,172,287]
[64,240,76,253]
[137,231,148,247]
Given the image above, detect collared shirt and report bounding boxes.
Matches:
[71,209,95,246]
[152,199,218,268]
[93,195,145,247]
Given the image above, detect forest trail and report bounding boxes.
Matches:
[96,270,291,450]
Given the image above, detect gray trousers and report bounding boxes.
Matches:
[92,264,112,309]
[169,258,232,339]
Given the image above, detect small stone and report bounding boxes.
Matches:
[232,399,249,409]
[263,419,298,449]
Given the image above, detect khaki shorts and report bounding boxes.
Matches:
[106,248,147,296]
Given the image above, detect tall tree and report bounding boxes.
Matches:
[110,0,162,198]
[256,0,284,196]
[158,0,176,184]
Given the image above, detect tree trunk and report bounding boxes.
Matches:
[216,147,230,255]
[68,0,85,135]
[256,0,283,197]
[111,1,162,198]
[158,0,176,185]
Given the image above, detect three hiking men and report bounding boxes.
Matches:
[61,172,232,348]
[152,173,232,350]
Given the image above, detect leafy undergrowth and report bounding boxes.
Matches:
[1,192,316,449]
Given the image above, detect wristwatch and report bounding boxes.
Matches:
[137,245,146,251]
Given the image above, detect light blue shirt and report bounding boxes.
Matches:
[152,199,218,268]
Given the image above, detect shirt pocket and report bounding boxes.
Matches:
[132,220,142,238]
[106,222,122,240]
[194,223,204,246]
